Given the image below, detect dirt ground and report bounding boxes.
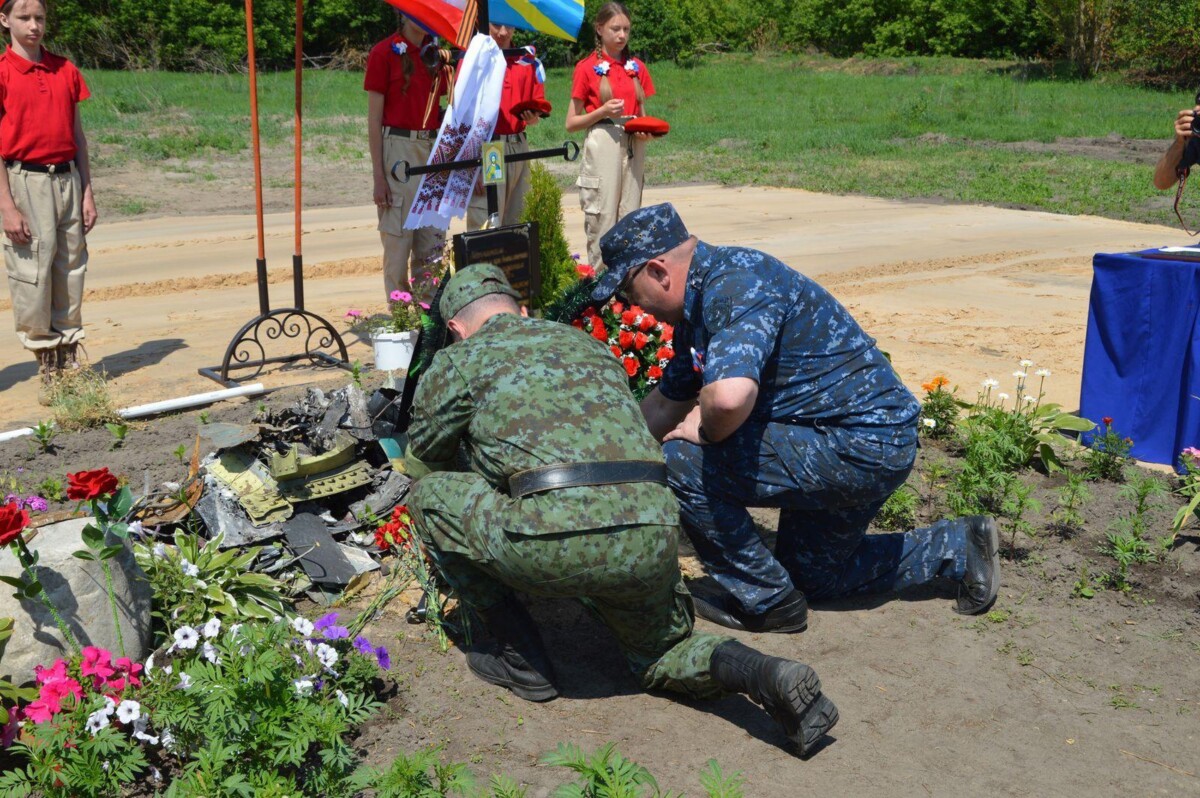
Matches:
[2,165,1199,793]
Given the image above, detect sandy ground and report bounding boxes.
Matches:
[0,184,1187,430]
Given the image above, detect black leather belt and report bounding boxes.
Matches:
[385,127,436,140]
[509,460,667,499]
[5,159,73,174]
[491,132,526,143]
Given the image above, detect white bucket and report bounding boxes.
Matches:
[372,330,419,372]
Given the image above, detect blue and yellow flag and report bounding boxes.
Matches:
[490,0,584,42]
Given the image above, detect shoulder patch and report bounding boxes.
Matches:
[704,296,733,330]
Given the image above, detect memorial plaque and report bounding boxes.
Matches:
[453,222,541,308]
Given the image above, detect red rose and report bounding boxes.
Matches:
[623,356,639,377]
[620,310,638,327]
[648,365,663,380]
[618,330,634,350]
[611,301,624,315]
[591,322,609,343]
[655,345,673,362]
[634,332,649,350]
[610,345,622,358]
[66,468,119,501]
[638,314,657,332]
[660,325,674,343]
[576,264,596,280]
[0,502,29,547]
[582,306,597,319]
[1102,416,1113,426]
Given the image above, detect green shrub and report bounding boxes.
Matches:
[521,162,578,311]
[875,484,918,531]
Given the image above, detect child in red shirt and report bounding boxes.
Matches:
[0,0,96,404]
[365,13,450,296]
[566,2,655,269]
[466,23,546,231]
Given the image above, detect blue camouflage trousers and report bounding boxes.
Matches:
[664,420,968,615]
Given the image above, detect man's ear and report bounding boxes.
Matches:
[646,258,671,289]
[446,318,467,342]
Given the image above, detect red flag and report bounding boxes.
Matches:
[382,0,478,50]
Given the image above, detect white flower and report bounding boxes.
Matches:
[982,378,999,389]
[173,626,199,650]
[149,765,163,782]
[116,700,141,724]
[1023,395,1036,404]
[133,717,159,746]
[1035,368,1051,377]
[303,639,315,654]
[293,679,314,697]
[151,542,166,557]
[102,696,117,716]
[315,643,338,669]
[128,521,145,537]
[335,689,349,708]
[202,641,220,665]
[921,418,937,428]
[202,618,221,638]
[998,392,1010,401]
[85,709,111,735]
[162,664,173,675]
[144,653,155,675]
[160,728,176,752]
[1012,371,1027,380]
[1019,359,1033,368]
[176,673,193,690]
[292,616,314,637]
[228,623,243,640]
[180,558,200,578]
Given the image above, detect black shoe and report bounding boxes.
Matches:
[692,587,808,633]
[954,516,1001,616]
[466,596,559,702]
[710,640,838,757]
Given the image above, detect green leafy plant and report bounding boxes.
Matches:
[1050,472,1091,538]
[346,745,476,797]
[875,484,918,531]
[1072,566,1096,599]
[521,161,577,311]
[971,367,1093,473]
[105,422,130,450]
[350,359,364,389]
[71,479,137,658]
[196,411,210,425]
[172,444,188,464]
[0,617,39,724]
[1083,416,1132,481]
[134,530,291,634]
[541,742,662,798]
[999,478,1042,557]
[49,366,120,431]
[36,476,66,503]
[30,420,57,454]
[917,375,959,439]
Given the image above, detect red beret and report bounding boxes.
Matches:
[624,116,670,137]
[511,98,553,119]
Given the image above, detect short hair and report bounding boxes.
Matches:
[452,292,520,326]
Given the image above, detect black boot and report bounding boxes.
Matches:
[710,640,838,757]
[953,516,1000,615]
[693,586,808,633]
[466,595,559,702]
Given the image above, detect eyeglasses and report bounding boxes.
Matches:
[616,262,648,303]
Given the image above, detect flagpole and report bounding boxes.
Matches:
[244,0,269,316]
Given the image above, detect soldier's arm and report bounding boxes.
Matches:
[406,357,473,476]
[641,386,695,442]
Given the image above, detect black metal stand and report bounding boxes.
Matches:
[391,141,580,185]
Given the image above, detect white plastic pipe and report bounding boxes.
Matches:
[0,427,33,442]
[118,383,266,420]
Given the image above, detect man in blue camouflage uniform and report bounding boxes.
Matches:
[593,204,1000,633]
[402,263,840,756]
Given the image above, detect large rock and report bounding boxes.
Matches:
[0,518,152,683]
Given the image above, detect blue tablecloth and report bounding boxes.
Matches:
[1080,249,1200,467]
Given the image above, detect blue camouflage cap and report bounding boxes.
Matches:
[592,203,690,302]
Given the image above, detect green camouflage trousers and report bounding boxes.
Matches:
[408,471,731,698]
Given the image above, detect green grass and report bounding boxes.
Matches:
[82,54,1196,224]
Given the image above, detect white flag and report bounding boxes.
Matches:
[405,33,505,230]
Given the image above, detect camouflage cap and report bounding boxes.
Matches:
[438,263,522,320]
[592,203,690,302]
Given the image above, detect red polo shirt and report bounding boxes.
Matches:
[364,34,447,131]
[495,58,546,135]
[0,47,89,163]
[570,52,654,116]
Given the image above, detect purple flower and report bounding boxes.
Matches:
[374,645,391,670]
[344,308,363,319]
[314,612,349,640]
[389,290,403,302]
[571,253,581,261]
[26,496,48,512]
[394,291,413,303]
[419,302,430,310]
[353,635,374,656]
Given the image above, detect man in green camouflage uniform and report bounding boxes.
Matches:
[403,264,840,756]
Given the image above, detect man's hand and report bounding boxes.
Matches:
[632,132,654,142]
[2,206,31,245]
[520,109,540,127]
[1174,107,1197,140]
[663,405,704,445]
[373,173,393,208]
[82,190,98,234]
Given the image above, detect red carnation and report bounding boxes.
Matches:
[591,322,609,343]
[623,357,639,377]
[621,310,638,327]
[648,365,663,380]
[618,330,635,350]
[611,301,624,315]
[0,502,29,547]
[660,325,674,343]
[655,345,673,362]
[1102,416,1113,426]
[576,263,596,280]
[638,314,657,332]
[634,332,649,350]
[66,468,119,502]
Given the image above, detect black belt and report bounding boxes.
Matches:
[385,127,437,140]
[509,460,667,499]
[491,132,526,143]
[5,159,73,174]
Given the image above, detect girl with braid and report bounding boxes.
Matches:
[566,2,655,269]
[365,13,449,296]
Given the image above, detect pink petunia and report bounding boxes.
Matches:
[34,659,68,685]
[389,290,403,301]
[81,647,115,681]
[395,291,413,303]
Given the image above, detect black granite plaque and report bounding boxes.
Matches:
[452,222,541,307]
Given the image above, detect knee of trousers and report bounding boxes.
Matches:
[662,439,706,497]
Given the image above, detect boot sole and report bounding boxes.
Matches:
[763,662,839,757]
[954,516,1001,616]
[467,658,559,703]
[693,595,809,634]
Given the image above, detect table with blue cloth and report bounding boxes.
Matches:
[1080,248,1200,468]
